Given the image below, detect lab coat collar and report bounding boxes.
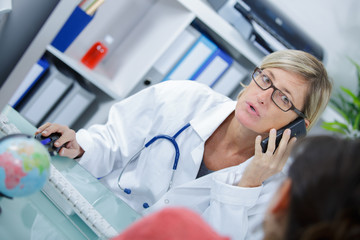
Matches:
[188,99,290,177]
[190,101,237,142]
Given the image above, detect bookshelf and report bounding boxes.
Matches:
[24,0,266,128]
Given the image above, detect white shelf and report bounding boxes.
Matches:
[42,0,267,128]
[48,0,264,102]
[47,45,121,100]
[60,0,195,99]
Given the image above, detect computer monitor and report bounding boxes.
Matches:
[0,0,80,111]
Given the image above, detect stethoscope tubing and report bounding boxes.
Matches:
[117,123,191,194]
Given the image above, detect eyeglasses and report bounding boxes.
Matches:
[252,67,307,119]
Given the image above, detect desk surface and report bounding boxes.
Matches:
[0,105,140,240]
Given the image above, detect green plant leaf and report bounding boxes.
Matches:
[337,94,352,117]
[321,122,348,135]
[324,58,360,136]
[329,103,350,123]
[340,87,360,107]
[323,121,349,129]
[354,112,360,131]
[347,58,360,98]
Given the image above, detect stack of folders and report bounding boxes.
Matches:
[19,64,95,127]
[130,25,248,97]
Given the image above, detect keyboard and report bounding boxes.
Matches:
[42,164,118,239]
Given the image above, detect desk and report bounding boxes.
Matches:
[0,105,140,239]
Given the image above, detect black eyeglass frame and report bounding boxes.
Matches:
[252,67,307,119]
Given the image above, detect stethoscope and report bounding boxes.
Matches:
[117,123,191,198]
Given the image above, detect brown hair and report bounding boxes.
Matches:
[285,135,360,240]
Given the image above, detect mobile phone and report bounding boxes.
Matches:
[261,117,307,153]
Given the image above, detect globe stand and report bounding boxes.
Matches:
[0,191,13,215]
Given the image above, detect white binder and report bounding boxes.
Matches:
[129,26,201,96]
[212,61,249,96]
[164,34,218,81]
[19,66,73,126]
[42,81,95,127]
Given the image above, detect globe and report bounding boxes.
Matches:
[0,134,50,198]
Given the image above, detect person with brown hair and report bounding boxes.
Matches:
[263,135,360,240]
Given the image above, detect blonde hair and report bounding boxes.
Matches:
[240,50,332,130]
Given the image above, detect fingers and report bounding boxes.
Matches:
[276,129,297,168]
[35,122,52,135]
[36,122,67,136]
[282,137,297,160]
[265,129,277,154]
[35,122,82,159]
[254,135,263,156]
[58,146,78,159]
[36,122,76,148]
[53,128,76,148]
[276,129,292,154]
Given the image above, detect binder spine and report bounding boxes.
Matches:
[9,58,49,108]
[163,35,217,81]
[191,48,233,86]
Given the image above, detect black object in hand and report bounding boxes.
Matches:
[261,118,307,153]
[35,132,63,156]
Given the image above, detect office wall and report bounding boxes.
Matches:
[269,0,360,94]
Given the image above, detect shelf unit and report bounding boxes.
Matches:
[41,0,265,128]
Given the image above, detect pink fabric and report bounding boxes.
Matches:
[112,207,230,240]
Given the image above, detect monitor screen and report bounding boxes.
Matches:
[0,0,79,111]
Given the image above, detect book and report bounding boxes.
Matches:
[192,48,233,87]
[128,26,200,96]
[8,58,49,108]
[163,35,218,81]
[42,81,95,127]
[19,66,73,126]
[212,61,249,96]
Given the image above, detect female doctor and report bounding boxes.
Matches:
[36,50,332,240]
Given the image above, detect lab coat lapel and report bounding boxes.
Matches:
[190,101,236,143]
[189,101,236,167]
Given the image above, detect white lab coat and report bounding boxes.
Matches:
[76,80,286,240]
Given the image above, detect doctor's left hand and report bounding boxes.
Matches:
[237,128,297,188]
[35,122,84,159]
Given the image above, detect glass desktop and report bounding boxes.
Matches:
[0,105,140,240]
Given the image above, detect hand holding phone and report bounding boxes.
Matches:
[261,117,307,153]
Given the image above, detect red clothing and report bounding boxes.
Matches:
[112,207,230,240]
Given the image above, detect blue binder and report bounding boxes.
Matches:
[9,57,49,108]
[51,6,94,52]
[191,48,233,87]
[163,35,218,81]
